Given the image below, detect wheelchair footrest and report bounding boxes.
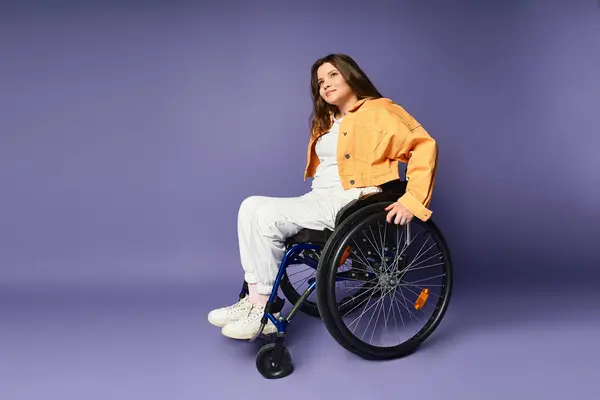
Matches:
[265,296,285,315]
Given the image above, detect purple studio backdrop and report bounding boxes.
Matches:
[1,0,598,289]
[1,1,600,398]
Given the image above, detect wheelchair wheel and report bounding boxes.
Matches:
[315,202,453,360]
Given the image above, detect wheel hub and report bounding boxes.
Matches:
[378,272,399,289]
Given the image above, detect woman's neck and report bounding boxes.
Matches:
[336,95,359,118]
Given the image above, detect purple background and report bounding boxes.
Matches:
[1,0,599,399]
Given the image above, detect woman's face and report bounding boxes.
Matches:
[317,62,354,107]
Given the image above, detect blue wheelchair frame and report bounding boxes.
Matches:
[238,243,321,338]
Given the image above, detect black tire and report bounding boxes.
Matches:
[315,202,453,360]
[255,343,294,379]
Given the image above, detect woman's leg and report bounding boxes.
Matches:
[210,186,379,339]
[237,190,340,296]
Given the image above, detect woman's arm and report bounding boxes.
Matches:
[381,112,438,224]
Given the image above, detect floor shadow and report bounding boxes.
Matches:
[200,277,600,361]
[416,279,600,355]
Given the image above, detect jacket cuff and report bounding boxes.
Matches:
[398,192,433,222]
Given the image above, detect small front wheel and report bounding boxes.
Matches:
[255,343,294,379]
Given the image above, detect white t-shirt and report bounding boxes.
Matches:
[311,115,344,189]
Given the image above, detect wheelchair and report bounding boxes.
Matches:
[237,179,453,379]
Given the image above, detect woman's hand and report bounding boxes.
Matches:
[385,201,414,225]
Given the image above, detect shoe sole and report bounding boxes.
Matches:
[207,317,227,328]
[208,314,246,328]
[221,323,279,340]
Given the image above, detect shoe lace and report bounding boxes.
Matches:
[227,298,249,314]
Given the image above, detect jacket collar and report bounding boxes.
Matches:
[329,97,373,121]
[349,97,370,111]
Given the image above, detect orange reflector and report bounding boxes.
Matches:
[339,246,351,266]
[414,288,429,310]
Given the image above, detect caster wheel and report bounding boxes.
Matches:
[255,343,294,379]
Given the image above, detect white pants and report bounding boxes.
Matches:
[237,185,381,295]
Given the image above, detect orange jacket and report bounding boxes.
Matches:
[304,97,438,221]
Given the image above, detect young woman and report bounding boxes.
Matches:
[208,54,438,340]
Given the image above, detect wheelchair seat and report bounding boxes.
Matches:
[285,179,408,247]
[285,227,333,246]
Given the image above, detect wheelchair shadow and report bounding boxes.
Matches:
[203,279,599,366]
[410,281,600,356]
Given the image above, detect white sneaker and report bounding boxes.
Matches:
[207,296,253,328]
[221,303,279,340]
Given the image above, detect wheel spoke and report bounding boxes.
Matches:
[321,208,451,353]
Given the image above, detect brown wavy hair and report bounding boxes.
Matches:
[309,54,383,139]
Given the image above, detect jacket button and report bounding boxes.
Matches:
[345,154,350,159]
[350,180,355,185]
